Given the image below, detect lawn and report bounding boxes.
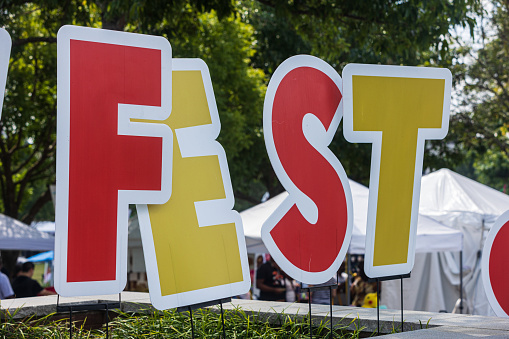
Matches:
[0,306,363,338]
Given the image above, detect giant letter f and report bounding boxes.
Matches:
[55,26,173,296]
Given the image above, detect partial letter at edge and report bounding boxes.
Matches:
[0,28,12,119]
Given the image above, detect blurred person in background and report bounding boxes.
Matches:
[12,262,56,298]
[0,260,14,299]
[256,257,285,301]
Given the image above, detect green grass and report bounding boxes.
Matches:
[0,306,363,338]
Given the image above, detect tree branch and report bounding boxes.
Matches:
[13,37,57,46]
[255,0,373,23]
[21,188,52,225]
[13,116,56,175]
[15,140,55,205]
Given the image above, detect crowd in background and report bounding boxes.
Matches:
[0,259,55,299]
[1,253,380,305]
[249,254,380,308]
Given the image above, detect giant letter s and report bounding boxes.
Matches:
[262,55,353,284]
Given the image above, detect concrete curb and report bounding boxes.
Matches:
[2,293,509,337]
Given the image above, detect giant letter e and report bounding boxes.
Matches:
[55,26,173,296]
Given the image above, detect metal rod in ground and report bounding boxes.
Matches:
[377,278,380,335]
[190,308,195,339]
[337,270,340,305]
[401,277,404,332]
[309,292,313,339]
[220,300,226,339]
[329,285,333,338]
[346,253,351,305]
[69,306,73,339]
[460,250,463,314]
[106,304,109,338]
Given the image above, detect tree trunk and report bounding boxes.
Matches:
[1,250,20,280]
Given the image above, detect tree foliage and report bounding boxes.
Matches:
[243,0,479,189]
[450,0,509,189]
[0,0,483,225]
[168,11,268,207]
[252,0,479,66]
[1,4,69,223]
[0,0,240,223]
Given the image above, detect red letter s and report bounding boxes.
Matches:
[262,55,353,284]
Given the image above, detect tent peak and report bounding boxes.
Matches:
[420,168,509,217]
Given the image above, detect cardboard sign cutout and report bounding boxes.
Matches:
[55,26,173,296]
[0,28,11,119]
[343,64,452,278]
[482,210,509,317]
[136,59,250,310]
[262,55,353,284]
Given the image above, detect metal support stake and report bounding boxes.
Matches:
[336,271,340,305]
[309,293,312,339]
[377,279,380,336]
[56,294,120,338]
[69,305,73,339]
[346,253,351,305]
[106,303,109,338]
[329,285,333,339]
[190,309,195,339]
[303,285,336,338]
[220,300,226,339]
[460,250,464,314]
[401,277,404,332]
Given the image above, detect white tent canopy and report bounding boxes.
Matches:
[33,221,55,235]
[420,168,509,218]
[383,168,509,315]
[242,192,286,254]
[0,215,54,250]
[348,180,462,254]
[241,179,463,255]
[127,217,146,273]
